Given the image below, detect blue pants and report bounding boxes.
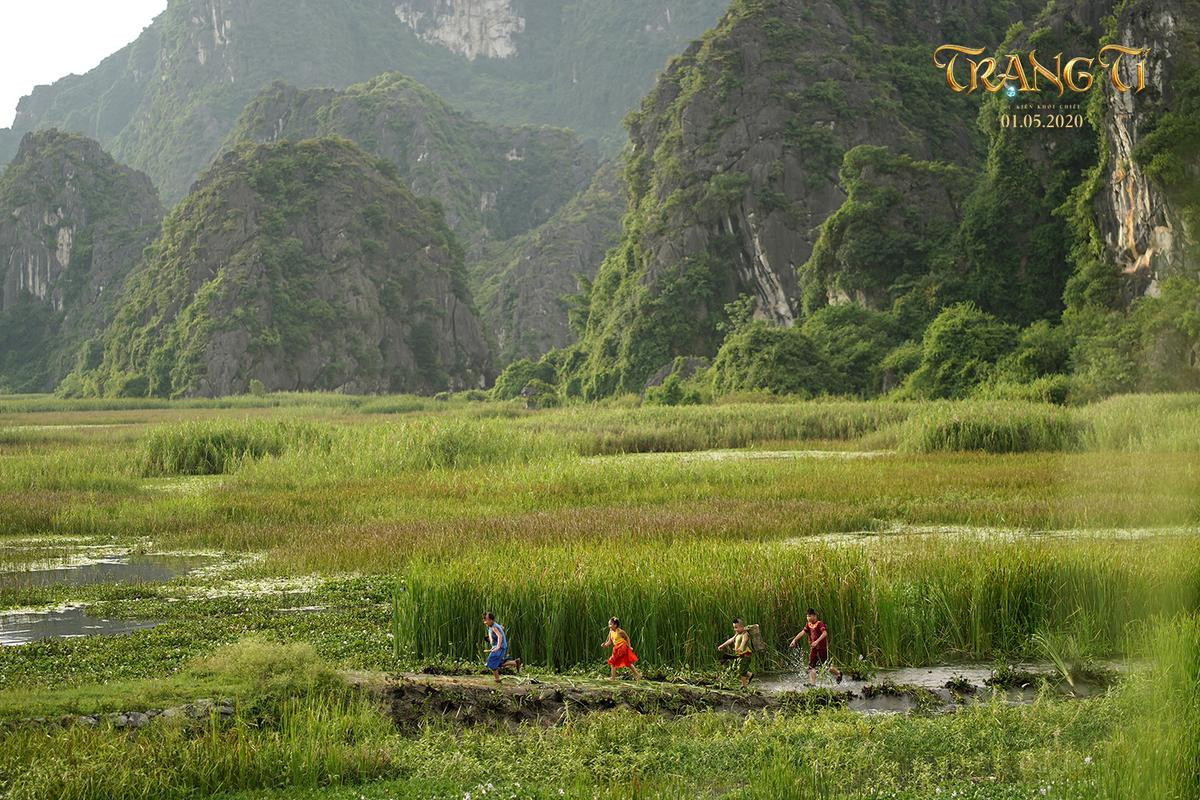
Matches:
[486,649,507,671]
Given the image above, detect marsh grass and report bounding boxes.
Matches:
[0,445,137,493]
[509,400,913,455]
[0,687,1118,800]
[228,418,572,488]
[1080,394,1200,452]
[0,692,395,800]
[0,638,340,721]
[0,394,1196,799]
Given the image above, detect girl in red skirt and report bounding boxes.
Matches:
[602,617,643,681]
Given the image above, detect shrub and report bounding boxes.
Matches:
[1130,276,1200,392]
[801,304,900,397]
[904,303,1018,399]
[710,323,831,397]
[996,320,1071,383]
[1066,308,1139,402]
[880,340,923,391]
[116,374,151,398]
[971,374,1074,405]
[521,378,560,409]
[644,373,702,406]
[191,637,342,705]
[493,358,558,401]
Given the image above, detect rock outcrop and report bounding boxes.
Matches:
[473,159,625,362]
[225,75,612,364]
[0,130,162,392]
[66,138,492,398]
[395,0,526,60]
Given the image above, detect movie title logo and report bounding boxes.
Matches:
[932,45,1150,96]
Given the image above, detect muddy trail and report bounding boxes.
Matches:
[370,664,1117,729]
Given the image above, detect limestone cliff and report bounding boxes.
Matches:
[65,138,492,398]
[566,0,1043,398]
[0,131,162,392]
[950,0,1109,326]
[1093,0,1200,299]
[225,75,607,365]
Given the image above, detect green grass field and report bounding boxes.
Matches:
[0,394,1197,798]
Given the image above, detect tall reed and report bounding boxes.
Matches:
[395,536,1199,670]
[1098,613,1200,799]
[139,420,332,476]
[897,401,1086,453]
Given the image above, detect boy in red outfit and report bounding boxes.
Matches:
[789,608,843,684]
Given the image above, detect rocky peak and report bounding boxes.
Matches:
[0,130,162,391]
[191,0,236,67]
[67,138,493,398]
[473,158,626,363]
[225,75,597,247]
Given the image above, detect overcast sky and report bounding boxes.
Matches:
[0,0,167,128]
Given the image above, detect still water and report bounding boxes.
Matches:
[0,553,210,646]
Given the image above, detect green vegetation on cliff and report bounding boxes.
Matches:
[800,145,969,320]
[559,0,1044,399]
[62,137,491,398]
[225,74,617,366]
[225,75,596,247]
[528,0,1198,406]
[954,14,1102,326]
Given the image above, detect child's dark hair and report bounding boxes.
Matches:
[806,608,816,616]
[732,617,743,625]
[609,617,620,627]
[483,611,495,622]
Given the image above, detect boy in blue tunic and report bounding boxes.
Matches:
[483,611,521,683]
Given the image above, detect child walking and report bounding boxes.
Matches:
[602,617,643,681]
[789,608,843,684]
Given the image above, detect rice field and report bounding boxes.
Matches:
[0,393,1197,798]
